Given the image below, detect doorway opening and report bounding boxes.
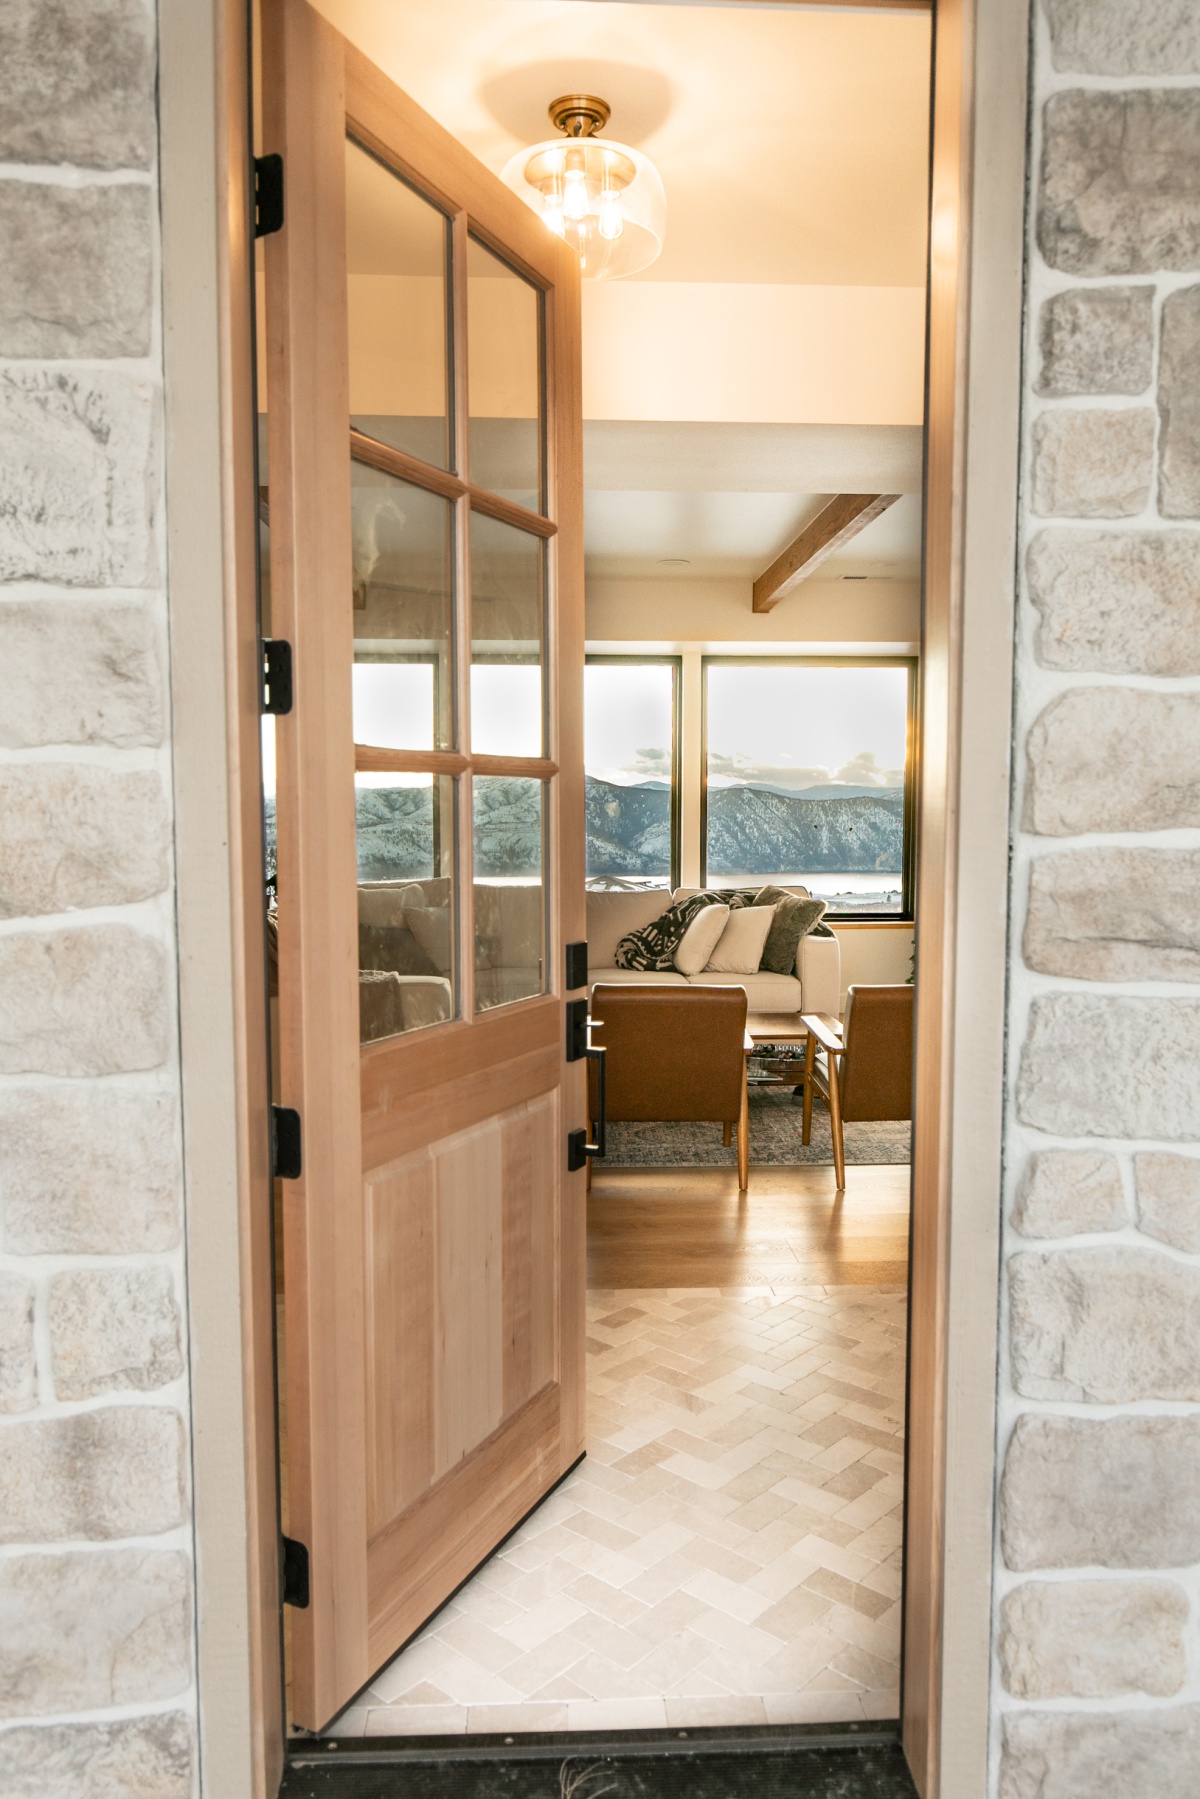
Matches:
[256,0,931,1750]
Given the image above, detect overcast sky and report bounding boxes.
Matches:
[585,662,908,790]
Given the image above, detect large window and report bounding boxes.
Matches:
[584,658,680,889]
[703,659,913,917]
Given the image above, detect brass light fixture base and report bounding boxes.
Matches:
[548,94,611,139]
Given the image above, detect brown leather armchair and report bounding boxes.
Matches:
[588,984,751,1189]
[801,984,914,1190]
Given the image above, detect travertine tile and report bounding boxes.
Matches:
[332,1286,903,1737]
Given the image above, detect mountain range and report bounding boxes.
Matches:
[264,776,905,885]
[587,777,903,878]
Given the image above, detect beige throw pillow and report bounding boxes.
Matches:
[705,903,776,974]
[674,903,730,975]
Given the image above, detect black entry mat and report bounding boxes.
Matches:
[280,1725,918,1799]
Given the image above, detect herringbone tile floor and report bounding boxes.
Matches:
[327,1283,906,1737]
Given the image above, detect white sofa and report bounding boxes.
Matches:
[586,887,841,1022]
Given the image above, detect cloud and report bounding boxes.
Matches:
[632,746,670,775]
[832,751,905,788]
[708,752,833,791]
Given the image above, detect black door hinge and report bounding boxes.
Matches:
[282,1536,310,1609]
[565,942,588,991]
[254,154,285,238]
[262,639,293,715]
[271,1106,302,1180]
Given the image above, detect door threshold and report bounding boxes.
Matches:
[290,1720,898,1766]
[281,1720,916,1798]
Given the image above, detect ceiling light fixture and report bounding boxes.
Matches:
[500,95,666,281]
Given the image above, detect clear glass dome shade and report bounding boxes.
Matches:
[500,136,666,280]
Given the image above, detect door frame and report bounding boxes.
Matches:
[160,0,1028,1793]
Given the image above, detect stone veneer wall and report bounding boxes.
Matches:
[0,4,196,1794]
[997,3,1200,1794]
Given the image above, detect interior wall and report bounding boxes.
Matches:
[582,282,926,425]
[586,574,919,646]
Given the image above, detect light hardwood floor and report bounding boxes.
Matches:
[588,1163,911,1291]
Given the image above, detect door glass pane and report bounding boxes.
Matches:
[585,662,676,887]
[473,777,545,1013]
[352,462,453,751]
[346,138,450,470]
[357,773,456,1042]
[470,511,543,758]
[704,662,909,916]
[467,237,542,510]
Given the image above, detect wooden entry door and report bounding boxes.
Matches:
[262,0,586,1731]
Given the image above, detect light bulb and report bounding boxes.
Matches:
[562,168,588,221]
[598,189,623,241]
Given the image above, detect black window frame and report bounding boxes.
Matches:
[700,655,916,921]
[584,654,682,893]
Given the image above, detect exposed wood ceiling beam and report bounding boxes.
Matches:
[752,493,902,613]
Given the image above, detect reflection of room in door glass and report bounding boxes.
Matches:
[352,662,434,755]
[470,664,541,758]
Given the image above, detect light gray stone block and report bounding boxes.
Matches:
[0,765,168,919]
[1012,1150,1127,1239]
[0,183,152,359]
[1017,994,1200,1140]
[1001,1706,1200,1799]
[0,370,157,588]
[1043,0,1200,75]
[1010,1246,1200,1402]
[0,1089,180,1255]
[1036,286,1155,396]
[0,1408,185,1543]
[49,1268,182,1401]
[1038,90,1200,275]
[0,1713,194,1799]
[0,1,155,170]
[1024,848,1200,982]
[1137,1153,1200,1255]
[1028,531,1200,676]
[0,602,162,749]
[0,1275,36,1415]
[0,926,169,1077]
[1000,1413,1200,1569]
[1159,285,1200,518]
[0,1549,191,1717]
[1031,410,1155,517]
[1024,687,1200,836]
[1000,1578,1187,1699]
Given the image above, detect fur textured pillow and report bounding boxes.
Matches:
[759,894,828,975]
[614,891,725,971]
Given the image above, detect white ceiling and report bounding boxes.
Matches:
[312,0,930,583]
[584,490,922,580]
[314,0,932,286]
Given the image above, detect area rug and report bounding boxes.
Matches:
[603,1085,911,1167]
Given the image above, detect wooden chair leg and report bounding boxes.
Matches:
[827,1055,846,1191]
[736,1060,749,1191]
[723,1121,732,1147]
[801,1030,816,1144]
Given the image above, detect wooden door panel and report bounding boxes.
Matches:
[362,1036,559,1168]
[366,1383,561,1670]
[366,1090,560,1534]
[503,1095,559,1415]
[265,0,584,1728]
